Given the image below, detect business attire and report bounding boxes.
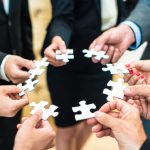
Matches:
[0,0,34,149]
[140,139,150,150]
[125,0,150,139]
[42,0,137,127]
[126,0,150,59]
[0,52,7,65]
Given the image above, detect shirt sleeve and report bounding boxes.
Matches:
[0,55,10,82]
[122,20,142,50]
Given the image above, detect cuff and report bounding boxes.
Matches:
[122,21,142,50]
[0,55,11,82]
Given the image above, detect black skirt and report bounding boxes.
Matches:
[46,49,111,127]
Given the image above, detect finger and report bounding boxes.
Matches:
[95,111,121,129]
[111,48,122,63]
[92,123,103,132]
[101,46,114,64]
[2,85,21,95]
[44,43,58,59]
[89,40,96,50]
[127,73,142,85]
[17,124,22,129]
[13,98,29,110]
[96,129,111,138]
[124,85,150,97]
[25,110,43,127]
[17,57,35,70]
[58,40,67,54]
[87,118,98,126]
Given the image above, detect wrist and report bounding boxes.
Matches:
[52,36,63,43]
[120,24,135,46]
[13,140,33,150]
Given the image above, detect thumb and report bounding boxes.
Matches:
[124,85,150,97]
[58,40,67,54]
[3,85,21,95]
[16,57,35,70]
[28,110,43,127]
[95,111,120,129]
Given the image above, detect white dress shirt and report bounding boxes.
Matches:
[101,0,118,31]
[3,0,9,15]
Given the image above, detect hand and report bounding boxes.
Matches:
[44,36,67,67]
[13,110,56,150]
[87,100,146,150]
[124,60,150,85]
[89,24,135,64]
[4,55,35,84]
[0,85,29,117]
[124,85,150,119]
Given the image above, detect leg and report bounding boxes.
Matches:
[75,121,92,150]
[56,125,77,150]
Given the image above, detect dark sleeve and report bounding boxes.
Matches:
[43,0,75,49]
[21,0,34,60]
[0,51,8,65]
[126,0,150,43]
[140,139,150,150]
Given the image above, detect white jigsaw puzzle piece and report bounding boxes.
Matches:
[72,100,96,121]
[56,49,74,62]
[30,101,59,120]
[42,105,59,120]
[102,63,129,74]
[18,79,39,96]
[28,57,49,79]
[82,49,109,60]
[103,78,127,101]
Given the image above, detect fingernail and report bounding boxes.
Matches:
[141,75,145,79]
[125,64,130,68]
[136,73,140,76]
[129,69,134,74]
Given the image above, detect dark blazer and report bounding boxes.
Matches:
[43,0,137,50]
[0,51,7,65]
[140,139,150,150]
[0,0,34,60]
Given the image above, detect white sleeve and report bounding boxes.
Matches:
[0,55,11,82]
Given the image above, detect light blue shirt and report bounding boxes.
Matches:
[122,21,142,50]
[3,0,10,15]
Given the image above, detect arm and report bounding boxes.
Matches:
[126,0,150,43]
[21,0,34,60]
[43,0,74,49]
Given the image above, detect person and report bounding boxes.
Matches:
[89,0,150,64]
[13,110,56,150]
[87,99,150,150]
[0,51,35,84]
[43,1,142,150]
[0,0,34,149]
[0,85,55,150]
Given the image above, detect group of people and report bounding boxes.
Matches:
[0,0,150,150]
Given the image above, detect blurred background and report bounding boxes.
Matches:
[23,1,147,150]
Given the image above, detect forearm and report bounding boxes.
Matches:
[126,0,150,43]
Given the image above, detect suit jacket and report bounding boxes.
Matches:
[126,0,150,59]
[0,51,7,65]
[0,0,34,60]
[43,0,129,50]
[140,139,150,150]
